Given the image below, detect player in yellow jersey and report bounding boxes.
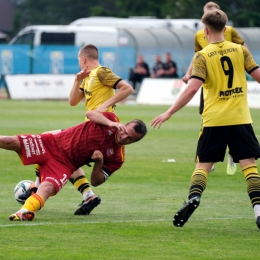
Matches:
[182,1,248,176]
[151,9,260,229]
[19,44,134,215]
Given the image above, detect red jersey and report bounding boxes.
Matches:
[53,112,124,174]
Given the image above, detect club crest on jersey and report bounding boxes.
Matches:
[107,148,114,156]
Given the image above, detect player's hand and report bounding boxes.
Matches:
[182,74,190,84]
[76,66,91,81]
[109,122,127,133]
[91,150,104,162]
[150,112,171,129]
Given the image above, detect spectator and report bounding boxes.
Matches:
[163,52,178,78]
[151,54,165,78]
[128,55,150,90]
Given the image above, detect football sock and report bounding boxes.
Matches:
[188,168,208,199]
[254,205,260,219]
[228,153,235,167]
[242,164,260,207]
[35,164,40,176]
[71,175,94,200]
[34,164,40,187]
[22,193,45,212]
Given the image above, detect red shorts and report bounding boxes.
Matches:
[17,134,74,193]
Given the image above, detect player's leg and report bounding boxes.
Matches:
[240,160,260,229]
[19,166,101,215]
[226,149,236,175]
[229,124,260,229]
[17,129,62,201]
[9,181,53,221]
[18,164,40,201]
[0,135,21,152]
[173,164,211,227]
[71,168,101,215]
[173,126,227,227]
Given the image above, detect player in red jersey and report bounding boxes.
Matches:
[0,111,147,221]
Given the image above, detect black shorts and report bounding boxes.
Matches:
[196,124,260,163]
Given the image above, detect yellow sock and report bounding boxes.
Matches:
[22,193,45,212]
[189,168,208,199]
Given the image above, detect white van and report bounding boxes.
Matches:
[9,25,119,47]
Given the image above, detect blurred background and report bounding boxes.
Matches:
[0,0,260,96]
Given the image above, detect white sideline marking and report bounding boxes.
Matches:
[0,216,253,228]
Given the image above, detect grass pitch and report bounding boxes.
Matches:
[0,100,260,260]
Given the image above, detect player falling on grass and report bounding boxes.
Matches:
[18,44,134,215]
[0,111,147,221]
[182,1,248,176]
[151,9,260,229]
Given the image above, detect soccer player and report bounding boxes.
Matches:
[19,44,134,215]
[151,9,260,229]
[0,110,147,221]
[182,1,248,175]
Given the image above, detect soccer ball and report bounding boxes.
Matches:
[14,180,33,205]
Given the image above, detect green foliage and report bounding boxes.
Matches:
[12,0,260,33]
[0,100,260,259]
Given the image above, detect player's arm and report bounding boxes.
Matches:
[69,67,90,106]
[242,42,248,49]
[90,150,105,186]
[250,68,260,83]
[243,46,260,82]
[182,61,193,84]
[182,33,201,84]
[151,78,202,129]
[151,53,205,129]
[86,110,125,131]
[97,80,134,112]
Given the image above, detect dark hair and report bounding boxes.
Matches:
[126,119,147,139]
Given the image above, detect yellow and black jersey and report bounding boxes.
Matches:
[194,26,244,52]
[191,41,259,127]
[79,66,122,120]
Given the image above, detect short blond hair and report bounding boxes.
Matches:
[204,1,220,12]
[79,44,98,60]
[202,9,228,32]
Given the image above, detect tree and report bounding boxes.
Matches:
[12,0,260,36]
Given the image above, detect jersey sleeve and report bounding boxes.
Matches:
[102,111,120,123]
[103,148,124,175]
[231,27,244,45]
[190,52,206,82]
[96,66,122,89]
[194,33,201,52]
[243,46,259,73]
[79,79,85,91]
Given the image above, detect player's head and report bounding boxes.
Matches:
[165,52,172,62]
[155,54,161,62]
[203,1,220,14]
[117,119,147,145]
[202,9,228,32]
[78,44,99,69]
[137,55,144,63]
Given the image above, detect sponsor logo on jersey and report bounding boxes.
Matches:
[107,148,114,156]
[108,130,113,136]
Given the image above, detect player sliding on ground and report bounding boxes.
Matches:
[18,44,134,216]
[151,9,260,229]
[0,111,147,221]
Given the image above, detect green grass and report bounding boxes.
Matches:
[0,100,260,260]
